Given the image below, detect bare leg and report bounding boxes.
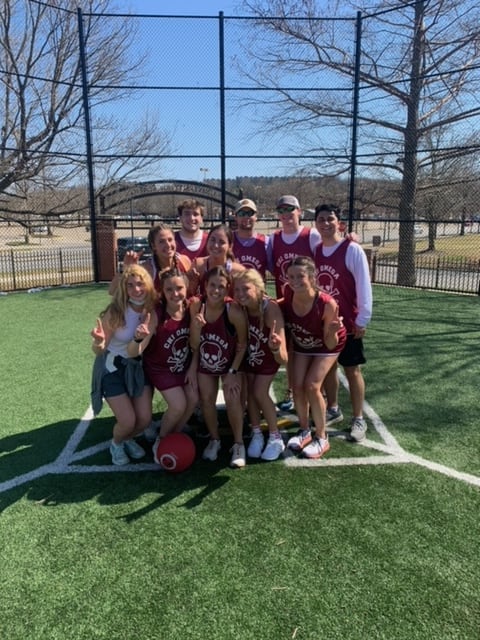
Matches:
[197,373,220,440]
[344,365,365,417]
[304,355,339,439]
[250,373,278,433]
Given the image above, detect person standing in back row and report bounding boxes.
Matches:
[232,198,269,280]
[175,199,209,261]
[313,203,372,442]
[267,195,320,411]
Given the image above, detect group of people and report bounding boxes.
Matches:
[90,195,372,469]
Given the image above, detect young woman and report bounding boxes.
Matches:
[139,268,199,463]
[90,264,157,466]
[188,224,245,296]
[145,223,191,291]
[189,266,248,468]
[279,256,346,459]
[233,269,288,461]
[109,223,190,295]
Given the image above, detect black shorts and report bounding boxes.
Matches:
[338,334,366,368]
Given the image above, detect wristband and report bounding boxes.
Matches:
[228,368,237,375]
[134,337,143,343]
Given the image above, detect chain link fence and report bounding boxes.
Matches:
[1,6,479,293]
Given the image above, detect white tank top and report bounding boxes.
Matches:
[107,306,144,358]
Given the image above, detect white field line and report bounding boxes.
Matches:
[1,372,479,493]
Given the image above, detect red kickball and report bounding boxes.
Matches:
[154,433,196,473]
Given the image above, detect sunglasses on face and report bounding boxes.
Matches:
[276,206,297,214]
[236,209,255,217]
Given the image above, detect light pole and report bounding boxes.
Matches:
[199,167,209,182]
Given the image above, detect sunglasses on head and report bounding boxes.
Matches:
[276,206,296,214]
[236,209,255,217]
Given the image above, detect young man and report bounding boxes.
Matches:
[267,195,320,298]
[267,195,321,411]
[232,198,268,280]
[174,199,209,261]
[313,203,372,442]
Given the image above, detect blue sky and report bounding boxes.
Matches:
[97,1,326,182]
[120,1,241,16]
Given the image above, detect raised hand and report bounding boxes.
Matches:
[193,302,207,328]
[328,305,343,335]
[134,312,151,341]
[268,319,281,352]
[91,318,105,344]
[124,250,142,267]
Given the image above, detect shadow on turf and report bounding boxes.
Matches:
[0,417,236,517]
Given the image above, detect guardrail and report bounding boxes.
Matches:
[1,243,479,295]
[372,254,480,295]
[0,248,94,291]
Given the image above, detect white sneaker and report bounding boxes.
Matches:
[261,435,285,461]
[124,439,146,460]
[110,441,129,466]
[230,443,246,468]
[202,439,221,461]
[247,432,264,458]
[350,417,367,442]
[143,420,160,443]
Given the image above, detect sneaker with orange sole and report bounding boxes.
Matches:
[303,436,330,459]
[286,428,312,452]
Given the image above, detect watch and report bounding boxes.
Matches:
[228,368,237,375]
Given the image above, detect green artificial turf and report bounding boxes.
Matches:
[0,284,479,640]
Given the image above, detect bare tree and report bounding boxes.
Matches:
[239,0,480,285]
[0,0,171,207]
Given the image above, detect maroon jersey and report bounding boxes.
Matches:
[233,233,268,279]
[175,230,208,261]
[271,227,314,297]
[314,239,357,333]
[143,303,192,391]
[245,299,279,375]
[198,302,237,375]
[280,292,346,355]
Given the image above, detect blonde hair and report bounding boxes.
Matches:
[103,264,157,330]
[233,268,267,330]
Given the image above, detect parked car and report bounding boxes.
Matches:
[32,225,48,235]
[116,236,152,264]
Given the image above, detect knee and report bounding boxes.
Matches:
[167,401,187,420]
[344,366,361,383]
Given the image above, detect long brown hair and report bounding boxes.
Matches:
[148,223,181,271]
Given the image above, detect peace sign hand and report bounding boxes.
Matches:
[194,303,207,328]
[268,319,281,353]
[134,312,151,341]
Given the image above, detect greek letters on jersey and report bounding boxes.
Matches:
[143,305,191,374]
[280,291,346,355]
[162,327,191,372]
[272,227,313,297]
[247,322,267,367]
[232,233,267,279]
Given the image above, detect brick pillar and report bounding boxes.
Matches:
[96,219,116,281]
